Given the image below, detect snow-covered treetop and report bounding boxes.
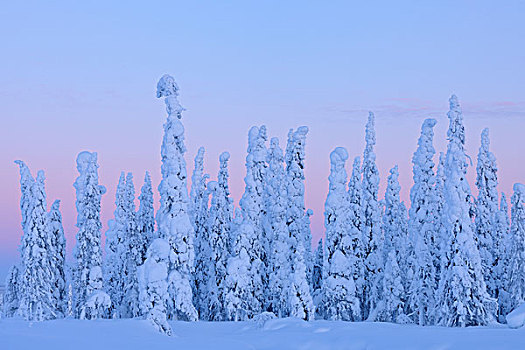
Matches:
[219,151,230,163]
[514,183,525,198]
[365,112,376,152]
[481,128,490,152]
[51,199,60,212]
[156,74,184,118]
[446,94,465,145]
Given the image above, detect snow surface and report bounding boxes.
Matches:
[1,318,524,350]
[507,303,525,329]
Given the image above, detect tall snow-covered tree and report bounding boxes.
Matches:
[72,151,107,318]
[475,128,499,298]
[236,125,267,313]
[407,118,440,325]
[122,172,141,318]
[360,112,383,320]
[436,95,495,327]
[48,200,67,316]
[206,152,234,321]
[137,171,155,263]
[17,170,54,321]
[289,230,315,321]
[377,165,408,323]
[285,127,314,287]
[155,74,197,321]
[139,238,173,336]
[494,193,511,318]
[3,265,21,317]
[190,147,210,319]
[508,183,525,311]
[312,239,324,313]
[265,138,292,316]
[322,147,360,321]
[105,173,127,315]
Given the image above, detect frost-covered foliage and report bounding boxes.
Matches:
[137,172,155,263]
[139,238,173,336]
[377,166,408,323]
[79,291,113,320]
[190,148,211,319]
[436,95,495,327]
[322,147,360,321]
[494,193,512,318]
[347,156,365,319]
[72,151,107,318]
[48,200,67,316]
[508,183,525,311]
[238,125,268,311]
[155,75,197,321]
[206,152,234,321]
[17,171,55,321]
[312,239,324,312]
[360,112,383,320]
[285,127,314,290]
[3,265,21,317]
[289,234,315,321]
[265,138,291,317]
[407,118,440,325]
[475,128,500,299]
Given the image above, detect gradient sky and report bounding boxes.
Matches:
[1,1,524,281]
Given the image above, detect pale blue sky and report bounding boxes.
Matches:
[1,1,524,279]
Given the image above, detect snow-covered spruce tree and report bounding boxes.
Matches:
[137,171,155,263]
[139,238,173,336]
[123,172,142,318]
[347,156,365,320]
[436,95,495,327]
[494,193,512,319]
[475,128,499,299]
[104,173,127,316]
[17,170,54,321]
[48,200,67,316]
[360,112,383,320]
[206,152,234,321]
[3,265,21,317]
[322,147,360,321]
[407,118,440,325]
[235,125,267,314]
[508,183,525,311]
[155,75,197,321]
[14,161,35,275]
[312,238,324,314]
[72,151,108,318]
[225,213,259,321]
[285,127,314,288]
[265,137,292,317]
[289,230,315,321]
[189,147,210,319]
[377,165,408,323]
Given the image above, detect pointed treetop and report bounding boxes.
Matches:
[365,112,376,147]
[144,171,152,185]
[481,128,490,151]
[51,199,61,211]
[449,94,460,110]
[446,94,465,145]
[157,74,184,118]
[514,183,525,196]
[36,170,45,184]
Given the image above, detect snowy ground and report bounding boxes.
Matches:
[1,317,524,350]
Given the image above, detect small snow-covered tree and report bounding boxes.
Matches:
[155,75,197,321]
[377,165,408,323]
[190,147,206,225]
[3,265,21,317]
[407,118,440,325]
[361,112,383,320]
[265,137,291,316]
[17,170,54,321]
[312,239,324,314]
[508,183,525,311]
[139,238,173,336]
[436,95,495,327]
[494,193,511,318]
[48,200,67,316]
[475,128,500,299]
[206,152,234,321]
[72,151,107,318]
[322,147,360,321]
[137,172,155,263]
[289,234,315,321]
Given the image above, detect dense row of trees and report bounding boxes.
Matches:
[3,75,524,335]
